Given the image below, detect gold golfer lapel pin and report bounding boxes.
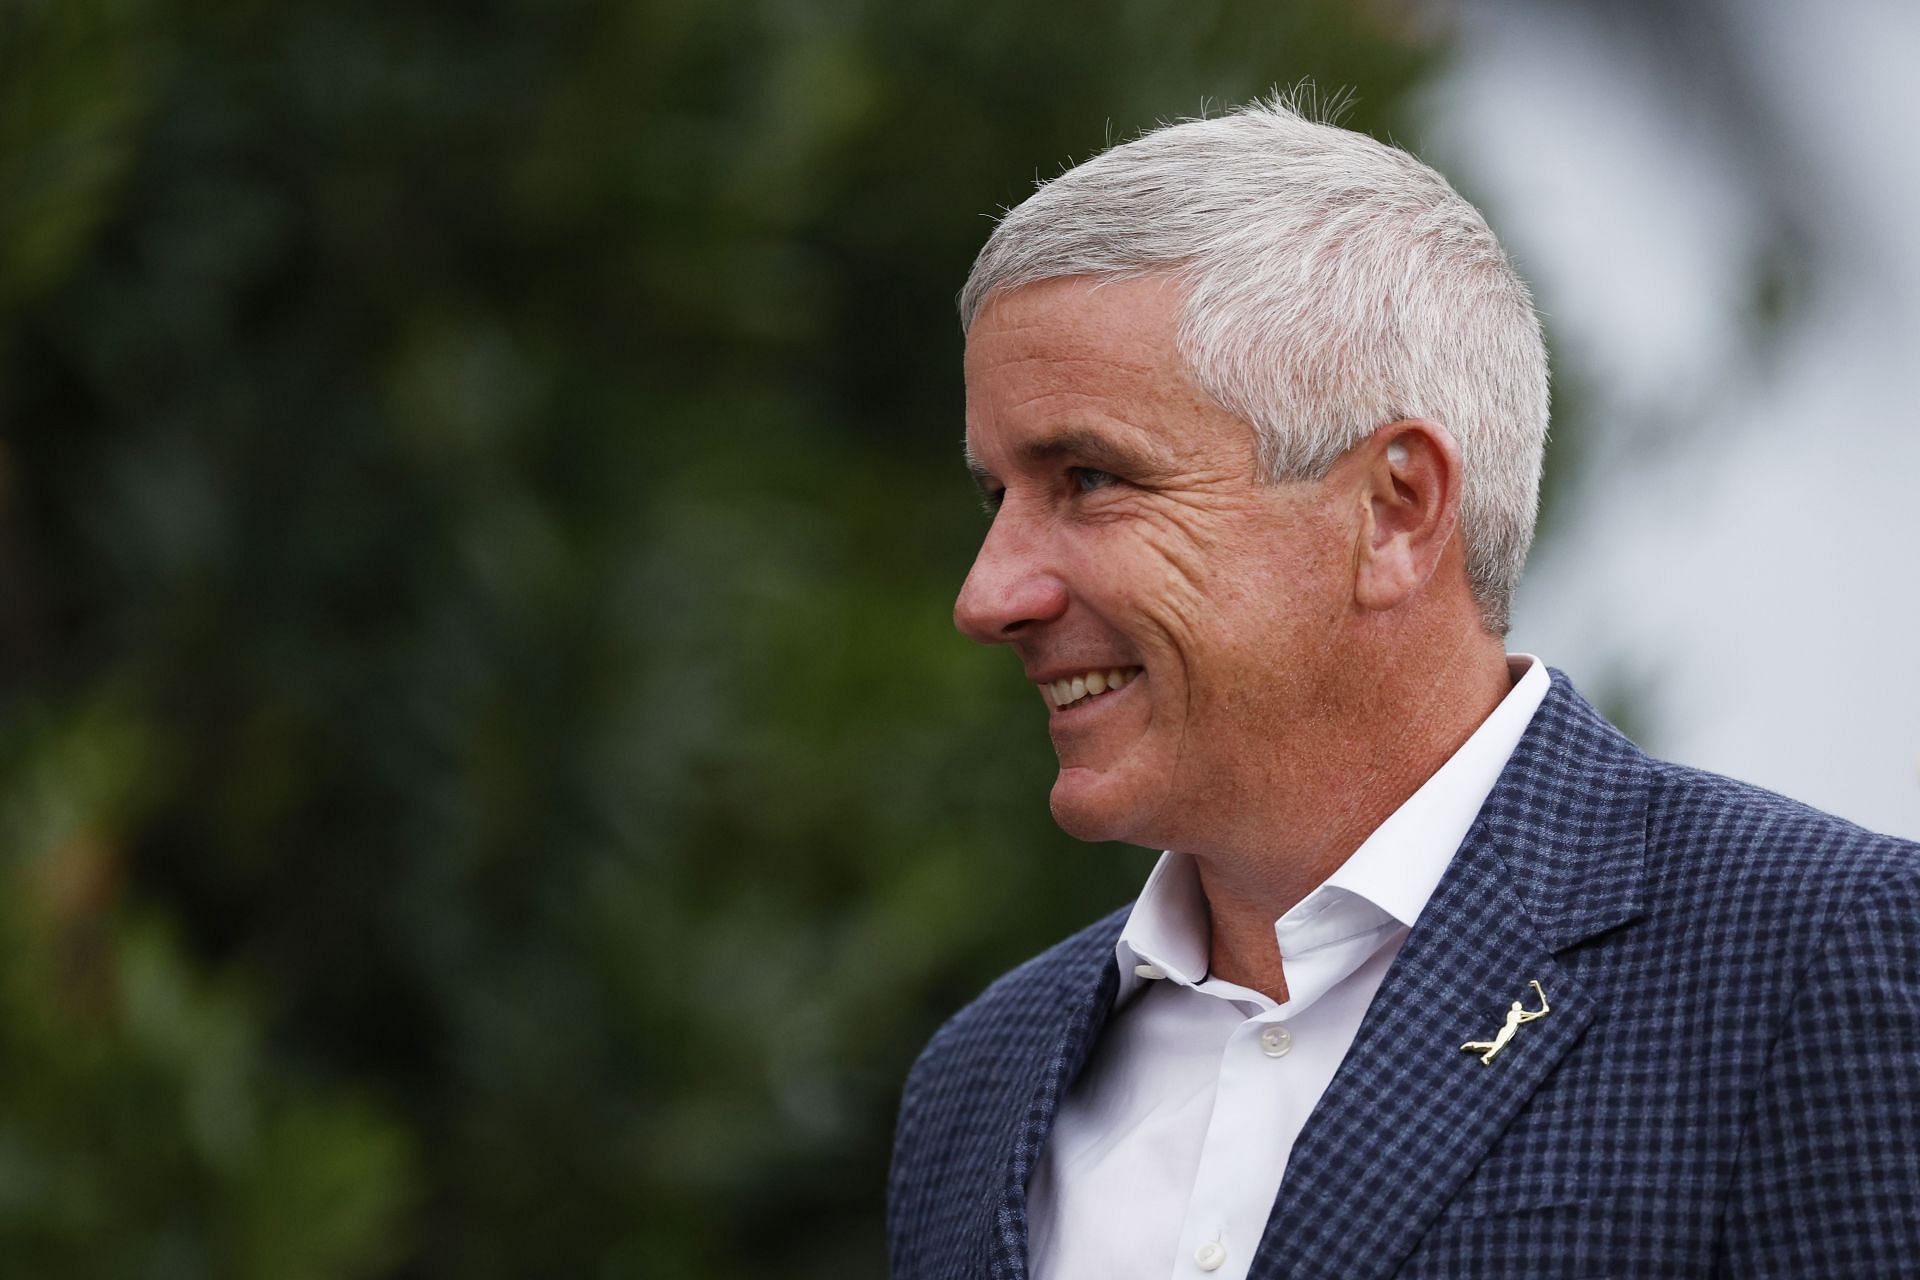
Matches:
[1461,980,1550,1065]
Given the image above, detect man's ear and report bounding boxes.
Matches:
[1353,418,1462,612]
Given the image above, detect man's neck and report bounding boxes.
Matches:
[1194,641,1516,1004]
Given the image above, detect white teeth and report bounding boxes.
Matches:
[1043,667,1142,709]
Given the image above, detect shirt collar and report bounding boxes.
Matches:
[1114,654,1550,1012]
[1115,850,1213,987]
[1321,653,1549,929]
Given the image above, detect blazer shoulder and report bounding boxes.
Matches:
[1641,756,1920,943]
[1530,670,1917,912]
[1645,756,1920,874]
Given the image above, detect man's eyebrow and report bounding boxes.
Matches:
[962,428,1162,490]
[1018,428,1159,474]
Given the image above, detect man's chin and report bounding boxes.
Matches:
[1048,767,1156,846]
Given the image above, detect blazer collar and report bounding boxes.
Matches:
[1465,665,1650,950]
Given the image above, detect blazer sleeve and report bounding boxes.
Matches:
[1717,853,1920,1276]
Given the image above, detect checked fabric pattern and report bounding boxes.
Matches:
[887,670,1920,1279]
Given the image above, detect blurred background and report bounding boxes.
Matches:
[1,0,1913,1275]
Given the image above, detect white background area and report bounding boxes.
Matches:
[1417,0,1920,839]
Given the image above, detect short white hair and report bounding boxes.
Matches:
[960,95,1549,633]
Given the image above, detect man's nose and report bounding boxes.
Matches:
[953,515,1068,644]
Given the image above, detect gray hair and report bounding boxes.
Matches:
[959,95,1549,633]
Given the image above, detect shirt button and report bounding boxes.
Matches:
[1260,1025,1293,1058]
[1134,963,1167,980]
[1194,1241,1227,1271]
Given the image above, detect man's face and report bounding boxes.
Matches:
[956,275,1361,851]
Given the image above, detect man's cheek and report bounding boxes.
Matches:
[1125,526,1219,622]
[1129,593,1209,669]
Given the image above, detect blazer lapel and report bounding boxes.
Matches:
[1254,671,1651,1280]
[978,924,1123,1280]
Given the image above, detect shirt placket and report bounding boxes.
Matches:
[1168,1005,1310,1280]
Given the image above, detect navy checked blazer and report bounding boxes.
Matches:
[888,670,1920,1279]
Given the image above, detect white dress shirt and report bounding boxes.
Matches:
[1026,656,1550,1280]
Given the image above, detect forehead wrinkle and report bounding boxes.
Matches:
[964,299,1197,484]
[973,352,1162,388]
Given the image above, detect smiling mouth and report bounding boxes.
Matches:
[1042,667,1143,711]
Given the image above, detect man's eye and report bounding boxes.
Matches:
[979,487,1005,515]
[1071,468,1116,494]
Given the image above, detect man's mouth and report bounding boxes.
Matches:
[1041,666,1143,711]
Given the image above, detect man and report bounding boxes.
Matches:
[887,98,1920,1279]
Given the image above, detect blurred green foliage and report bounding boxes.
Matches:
[0,0,1435,1273]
